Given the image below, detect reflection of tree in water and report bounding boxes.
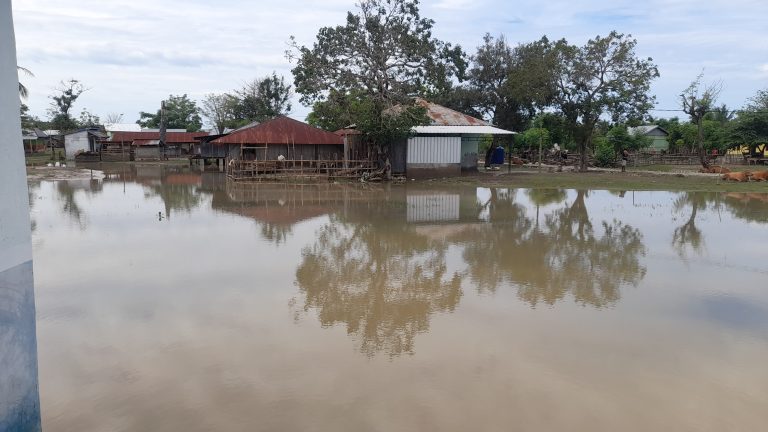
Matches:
[672,191,768,258]
[145,183,203,220]
[671,192,715,258]
[295,214,462,357]
[720,192,768,223]
[463,190,646,308]
[55,180,101,229]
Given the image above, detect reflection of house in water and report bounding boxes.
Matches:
[406,194,460,223]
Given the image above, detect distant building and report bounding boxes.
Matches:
[106,131,209,160]
[104,123,141,132]
[629,125,670,152]
[64,128,107,160]
[401,98,514,178]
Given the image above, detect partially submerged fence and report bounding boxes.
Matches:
[227,159,378,181]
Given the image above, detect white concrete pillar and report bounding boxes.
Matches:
[0,0,41,430]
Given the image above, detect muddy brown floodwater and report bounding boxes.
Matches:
[27,166,768,431]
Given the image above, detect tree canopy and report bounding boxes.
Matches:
[290,0,465,105]
[47,79,88,132]
[138,94,202,131]
[552,31,659,171]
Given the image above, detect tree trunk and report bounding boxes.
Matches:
[696,119,710,169]
[578,136,589,172]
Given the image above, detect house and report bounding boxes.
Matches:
[64,128,107,160]
[629,125,670,152]
[209,116,344,161]
[106,131,209,160]
[22,128,49,153]
[401,98,515,178]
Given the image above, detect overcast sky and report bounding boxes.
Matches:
[13,0,768,128]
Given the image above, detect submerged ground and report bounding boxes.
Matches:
[26,164,768,431]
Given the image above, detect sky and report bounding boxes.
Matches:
[12,0,768,129]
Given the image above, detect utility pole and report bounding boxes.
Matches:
[159,100,167,160]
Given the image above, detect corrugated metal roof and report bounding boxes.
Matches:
[629,125,668,136]
[212,116,343,146]
[415,98,489,126]
[105,123,141,132]
[412,125,515,135]
[109,131,209,143]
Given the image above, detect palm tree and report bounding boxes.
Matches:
[18,66,33,99]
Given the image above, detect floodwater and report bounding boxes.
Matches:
[27,166,768,431]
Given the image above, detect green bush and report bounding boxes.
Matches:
[593,137,616,167]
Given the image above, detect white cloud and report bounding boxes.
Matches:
[12,0,768,122]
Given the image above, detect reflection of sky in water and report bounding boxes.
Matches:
[29,172,768,431]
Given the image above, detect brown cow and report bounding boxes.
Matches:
[749,170,768,181]
[722,171,751,182]
[699,165,731,174]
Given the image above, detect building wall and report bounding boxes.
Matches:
[460,136,479,171]
[135,146,161,160]
[407,136,461,164]
[221,144,344,161]
[406,136,461,178]
[64,131,92,160]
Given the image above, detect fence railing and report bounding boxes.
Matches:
[227,159,378,181]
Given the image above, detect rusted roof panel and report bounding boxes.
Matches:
[109,131,208,143]
[212,116,343,146]
[415,98,489,126]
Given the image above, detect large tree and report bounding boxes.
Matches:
[138,94,202,131]
[289,0,465,105]
[463,34,559,131]
[231,73,292,124]
[291,0,460,161]
[552,32,659,171]
[731,88,768,156]
[47,79,87,132]
[200,93,237,134]
[680,73,722,168]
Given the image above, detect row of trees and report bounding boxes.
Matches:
[291,0,768,170]
[20,74,293,135]
[288,0,660,171]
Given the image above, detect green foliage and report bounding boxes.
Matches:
[731,88,768,155]
[200,93,238,134]
[289,0,465,105]
[18,66,34,100]
[552,31,659,170]
[455,34,559,131]
[231,73,292,124]
[309,90,427,146]
[20,103,42,130]
[138,94,202,131]
[593,136,616,167]
[607,125,649,152]
[680,73,722,165]
[47,79,87,132]
[519,128,550,150]
[295,0,452,155]
[77,108,100,128]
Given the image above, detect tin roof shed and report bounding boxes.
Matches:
[211,116,343,146]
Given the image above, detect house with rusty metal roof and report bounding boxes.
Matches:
[397,98,514,178]
[209,116,344,161]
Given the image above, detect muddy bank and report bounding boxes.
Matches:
[26,166,105,182]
